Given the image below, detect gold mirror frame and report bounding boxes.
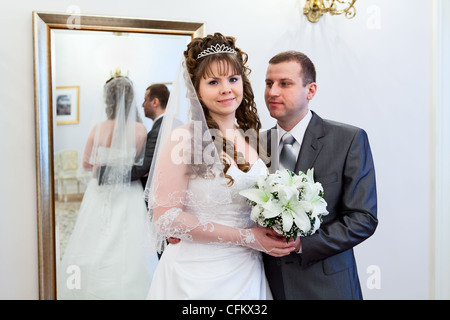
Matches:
[32,11,205,300]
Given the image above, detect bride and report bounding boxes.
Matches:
[145,33,296,299]
[58,75,156,299]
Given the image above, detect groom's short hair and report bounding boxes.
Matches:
[147,83,170,110]
[269,51,316,86]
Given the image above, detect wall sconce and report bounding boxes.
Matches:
[303,0,357,23]
[110,68,129,78]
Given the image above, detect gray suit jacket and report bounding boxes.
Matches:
[131,116,163,188]
[263,111,378,300]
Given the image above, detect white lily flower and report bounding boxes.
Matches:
[265,172,282,189]
[281,210,294,232]
[250,205,262,221]
[291,201,313,231]
[301,180,328,218]
[239,188,269,205]
[256,172,270,190]
[309,215,320,234]
[262,199,284,219]
[277,169,303,188]
[305,168,315,183]
[303,181,323,201]
[312,200,329,218]
[277,185,299,205]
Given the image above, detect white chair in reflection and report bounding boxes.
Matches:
[54,150,81,202]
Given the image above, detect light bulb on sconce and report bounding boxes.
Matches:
[303,0,357,23]
[110,68,129,79]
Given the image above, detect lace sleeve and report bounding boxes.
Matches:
[145,128,265,253]
[153,207,260,250]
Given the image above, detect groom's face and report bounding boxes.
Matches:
[264,61,316,129]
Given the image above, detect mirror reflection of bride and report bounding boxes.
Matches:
[57,75,157,299]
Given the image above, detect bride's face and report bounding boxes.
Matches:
[198,60,243,119]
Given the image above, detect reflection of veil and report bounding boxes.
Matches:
[82,76,146,187]
[57,76,154,300]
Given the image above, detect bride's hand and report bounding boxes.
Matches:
[247,227,298,257]
[167,237,181,244]
[265,228,301,256]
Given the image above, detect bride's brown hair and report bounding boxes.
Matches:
[184,33,267,184]
[104,76,135,120]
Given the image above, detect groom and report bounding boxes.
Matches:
[262,51,378,300]
[131,83,169,188]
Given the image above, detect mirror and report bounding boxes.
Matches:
[33,11,205,299]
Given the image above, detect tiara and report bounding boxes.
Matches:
[196,44,237,60]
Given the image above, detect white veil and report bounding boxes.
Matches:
[80,76,147,187]
[144,57,266,253]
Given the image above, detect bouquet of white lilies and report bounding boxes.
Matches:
[239,168,329,242]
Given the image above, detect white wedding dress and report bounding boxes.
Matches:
[147,158,271,300]
[58,147,158,300]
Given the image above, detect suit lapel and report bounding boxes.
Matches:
[294,111,325,173]
[149,116,163,136]
[152,116,163,131]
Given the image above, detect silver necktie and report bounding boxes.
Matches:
[279,132,297,172]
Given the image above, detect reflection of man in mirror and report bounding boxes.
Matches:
[131,84,169,188]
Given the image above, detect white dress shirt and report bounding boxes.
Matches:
[152,113,164,127]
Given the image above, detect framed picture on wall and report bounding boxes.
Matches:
[55,86,80,125]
